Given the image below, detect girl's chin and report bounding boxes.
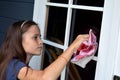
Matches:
[34,52,41,55]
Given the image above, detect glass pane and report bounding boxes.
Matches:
[69,9,102,56]
[41,44,63,80]
[45,6,67,45]
[66,60,96,80]
[47,0,68,4]
[66,9,103,80]
[73,0,104,7]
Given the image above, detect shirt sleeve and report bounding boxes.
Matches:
[6,59,26,80]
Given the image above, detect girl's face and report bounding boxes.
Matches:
[22,25,43,55]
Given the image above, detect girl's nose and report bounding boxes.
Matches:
[38,38,43,44]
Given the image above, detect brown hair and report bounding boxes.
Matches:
[0,20,38,80]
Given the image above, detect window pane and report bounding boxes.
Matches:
[47,0,68,4]
[69,9,102,56]
[73,0,104,7]
[66,60,96,80]
[41,44,63,80]
[45,6,67,45]
[66,9,103,80]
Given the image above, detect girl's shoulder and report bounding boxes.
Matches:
[6,59,27,80]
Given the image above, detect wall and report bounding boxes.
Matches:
[0,0,34,46]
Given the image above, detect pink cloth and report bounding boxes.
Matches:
[71,29,98,62]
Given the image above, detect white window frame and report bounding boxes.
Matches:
[95,0,120,80]
[30,0,120,80]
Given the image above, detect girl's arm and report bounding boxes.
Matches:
[18,34,89,80]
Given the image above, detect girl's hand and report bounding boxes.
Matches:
[69,34,89,53]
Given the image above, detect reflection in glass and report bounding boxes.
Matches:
[41,44,63,80]
[73,0,104,7]
[45,6,67,45]
[47,0,68,4]
[66,60,96,80]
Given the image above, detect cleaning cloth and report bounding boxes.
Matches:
[71,29,98,68]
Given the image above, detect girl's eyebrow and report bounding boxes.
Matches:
[34,34,41,37]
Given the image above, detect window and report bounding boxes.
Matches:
[33,0,104,80]
[32,0,120,80]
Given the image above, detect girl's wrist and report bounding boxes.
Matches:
[59,55,68,63]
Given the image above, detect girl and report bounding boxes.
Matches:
[0,20,88,80]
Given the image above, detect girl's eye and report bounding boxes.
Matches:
[33,35,41,40]
[34,36,37,39]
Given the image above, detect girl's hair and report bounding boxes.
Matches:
[0,20,38,80]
